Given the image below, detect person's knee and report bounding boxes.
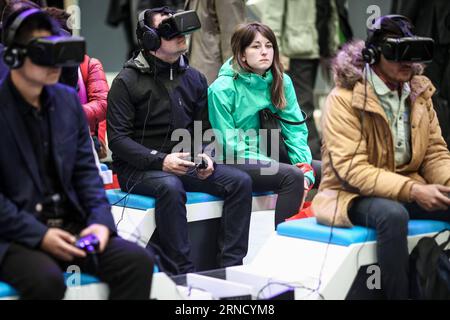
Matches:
[283,165,304,188]
[378,203,409,233]
[25,271,66,300]
[158,176,185,199]
[232,171,253,193]
[123,246,155,279]
[134,247,155,271]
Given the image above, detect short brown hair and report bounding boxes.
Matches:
[44,6,71,33]
[2,1,54,46]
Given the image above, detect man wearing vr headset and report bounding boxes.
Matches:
[0,5,154,299]
[107,7,253,274]
[312,15,450,299]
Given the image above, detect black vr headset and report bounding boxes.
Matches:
[2,8,85,69]
[136,7,201,51]
[362,15,434,65]
[380,37,434,63]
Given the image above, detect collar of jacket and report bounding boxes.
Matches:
[351,75,435,118]
[219,58,274,90]
[233,68,274,91]
[4,73,55,112]
[132,50,188,76]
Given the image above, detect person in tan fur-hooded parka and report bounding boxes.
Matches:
[312,15,450,299]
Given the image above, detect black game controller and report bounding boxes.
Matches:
[75,234,100,254]
[195,158,208,170]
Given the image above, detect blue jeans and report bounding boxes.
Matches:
[118,164,253,274]
[348,197,450,299]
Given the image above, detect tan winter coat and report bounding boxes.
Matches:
[312,41,450,227]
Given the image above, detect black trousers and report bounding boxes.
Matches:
[288,58,322,160]
[118,164,253,274]
[349,197,450,300]
[0,237,154,300]
[228,161,305,227]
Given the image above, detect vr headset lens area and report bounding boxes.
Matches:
[381,37,434,63]
[26,35,86,67]
[157,10,201,40]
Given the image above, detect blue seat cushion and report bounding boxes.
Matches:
[0,282,17,298]
[107,189,275,210]
[277,218,450,246]
[0,273,101,298]
[63,272,101,286]
[107,190,156,209]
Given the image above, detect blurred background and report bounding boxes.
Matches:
[77,0,390,72]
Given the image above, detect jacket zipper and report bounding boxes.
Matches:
[170,65,173,81]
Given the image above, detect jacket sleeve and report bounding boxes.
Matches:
[195,73,211,133]
[261,0,285,52]
[0,193,48,248]
[419,101,450,186]
[323,90,416,202]
[392,0,420,21]
[194,73,212,154]
[107,77,167,170]
[98,120,107,144]
[82,58,109,130]
[71,93,117,234]
[281,75,314,185]
[216,0,246,62]
[208,84,239,160]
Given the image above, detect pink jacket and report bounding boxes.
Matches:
[78,55,109,140]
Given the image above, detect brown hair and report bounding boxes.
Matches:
[231,22,286,109]
[44,6,71,33]
[1,0,39,26]
[1,0,54,46]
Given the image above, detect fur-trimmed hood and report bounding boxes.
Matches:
[332,40,424,90]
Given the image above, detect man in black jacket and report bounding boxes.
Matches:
[107,7,253,274]
[0,5,154,299]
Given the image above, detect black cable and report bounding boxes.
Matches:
[114,54,174,243]
[116,229,149,247]
[114,92,153,231]
[352,68,386,271]
[256,281,325,300]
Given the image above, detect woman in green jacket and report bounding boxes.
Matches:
[208,22,314,227]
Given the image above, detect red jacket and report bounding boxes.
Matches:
[79,55,109,142]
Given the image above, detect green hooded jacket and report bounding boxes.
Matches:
[208,58,314,185]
